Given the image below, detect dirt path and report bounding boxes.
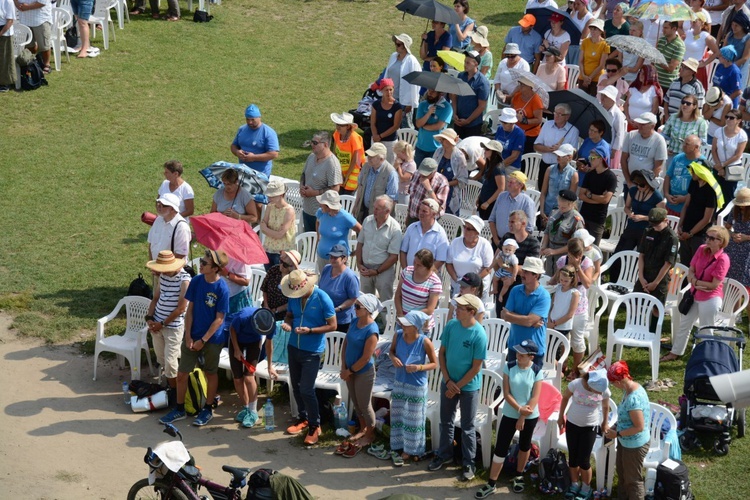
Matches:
[0,315,515,499]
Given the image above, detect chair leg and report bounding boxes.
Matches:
[615,344,623,361]
[143,344,154,376]
[594,446,605,491]
[53,40,61,71]
[650,344,659,382]
[605,341,615,368]
[93,351,100,380]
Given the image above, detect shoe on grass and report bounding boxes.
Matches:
[461,464,476,481]
[159,408,186,424]
[286,418,309,435]
[242,410,259,428]
[193,407,213,426]
[427,455,452,471]
[475,483,496,499]
[235,408,248,422]
[303,426,321,445]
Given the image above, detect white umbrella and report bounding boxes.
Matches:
[607,35,668,66]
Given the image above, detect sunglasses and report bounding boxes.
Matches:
[310,140,324,146]
[588,154,602,160]
[706,235,721,241]
[681,100,696,106]
[727,116,739,120]
[395,42,404,47]
[354,303,363,310]
[199,259,210,266]
[606,68,618,73]
[635,182,647,188]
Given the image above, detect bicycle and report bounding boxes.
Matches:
[127,423,251,500]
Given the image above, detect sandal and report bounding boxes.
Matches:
[42,65,51,74]
[511,475,525,493]
[475,484,496,499]
[367,444,390,460]
[334,441,351,455]
[342,443,362,458]
[390,451,405,467]
[165,15,179,21]
[129,7,144,14]
[565,483,581,500]
[659,353,680,362]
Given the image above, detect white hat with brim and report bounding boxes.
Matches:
[597,85,618,103]
[553,144,576,157]
[146,250,186,273]
[482,139,504,153]
[634,112,657,125]
[392,33,414,53]
[316,190,342,210]
[157,193,180,212]
[521,256,545,274]
[464,215,485,232]
[499,107,518,123]
[357,293,383,319]
[504,43,521,55]
[330,112,356,126]
[589,18,605,32]
[280,269,318,299]
[517,76,536,89]
[573,228,595,247]
[434,128,459,146]
[470,31,490,47]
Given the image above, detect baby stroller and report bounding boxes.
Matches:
[680,326,746,455]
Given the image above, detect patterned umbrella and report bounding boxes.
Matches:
[607,35,668,66]
[509,68,551,108]
[625,0,696,21]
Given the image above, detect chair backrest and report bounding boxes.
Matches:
[57,0,73,14]
[295,231,318,270]
[12,24,33,56]
[482,318,511,355]
[665,215,680,233]
[526,189,541,217]
[427,362,443,397]
[717,199,734,227]
[706,59,720,91]
[700,143,713,167]
[566,65,580,89]
[480,223,493,242]
[438,213,463,242]
[742,153,750,187]
[606,207,628,240]
[587,284,608,321]
[545,328,571,366]
[52,7,73,32]
[322,331,347,370]
[485,108,503,134]
[92,0,111,18]
[478,368,504,410]
[485,89,499,116]
[348,239,359,272]
[396,128,418,147]
[666,263,689,304]
[340,195,356,216]
[248,268,266,305]
[721,278,750,318]
[125,296,151,335]
[394,203,408,232]
[608,292,664,337]
[522,153,542,190]
[381,299,396,340]
[460,180,483,217]
[285,182,303,214]
[429,308,450,346]
[649,402,677,460]
[599,250,640,287]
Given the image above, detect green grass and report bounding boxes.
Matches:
[3,0,750,497]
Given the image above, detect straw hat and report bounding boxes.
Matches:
[146,250,185,273]
[280,269,318,298]
[434,128,459,146]
[735,187,750,206]
[265,179,286,197]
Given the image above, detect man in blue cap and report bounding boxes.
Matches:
[230,104,280,177]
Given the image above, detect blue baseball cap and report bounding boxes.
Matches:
[245,104,261,118]
[513,339,539,355]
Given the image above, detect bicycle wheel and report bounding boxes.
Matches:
[127,478,190,500]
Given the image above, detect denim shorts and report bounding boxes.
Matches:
[70,0,94,20]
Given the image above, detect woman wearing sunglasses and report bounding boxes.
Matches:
[661,94,708,168]
[260,250,301,321]
[711,108,748,202]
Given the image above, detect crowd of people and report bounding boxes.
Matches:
[103,0,750,498]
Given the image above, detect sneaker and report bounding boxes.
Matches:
[242,410,259,428]
[0,85,9,93]
[235,408,249,422]
[193,407,213,426]
[303,426,321,445]
[461,464,476,481]
[427,455,452,471]
[286,418,309,435]
[159,408,186,424]
[475,483,496,499]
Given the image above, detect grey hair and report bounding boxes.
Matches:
[313,131,331,147]
[510,209,528,224]
[374,195,394,212]
[555,103,572,115]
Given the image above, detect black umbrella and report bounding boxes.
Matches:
[547,89,613,143]
[403,70,475,96]
[395,0,461,25]
[526,7,583,46]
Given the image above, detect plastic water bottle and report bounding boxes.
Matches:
[645,467,657,499]
[264,399,275,431]
[333,396,347,431]
[601,487,608,498]
[122,382,131,405]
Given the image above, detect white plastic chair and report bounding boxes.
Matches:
[717,199,734,227]
[665,215,680,233]
[522,153,542,190]
[644,402,677,472]
[706,59,720,93]
[396,128,418,148]
[247,268,266,307]
[453,369,504,468]
[598,207,628,257]
[314,332,349,407]
[339,194,356,216]
[483,318,511,371]
[57,0,73,14]
[480,223,493,243]
[425,364,443,452]
[716,278,750,327]
[459,180,483,217]
[554,398,619,492]
[664,264,689,340]
[428,307,450,347]
[485,108,503,134]
[544,328,570,391]
[51,8,72,71]
[606,293,665,382]
[348,239,359,273]
[700,143,714,168]
[88,0,117,50]
[254,336,297,418]
[93,296,154,381]
[394,203,408,232]
[609,170,626,210]
[438,213,462,242]
[584,285,609,353]
[742,153,750,187]
[111,0,129,30]
[12,24,32,91]
[295,231,318,272]
[598,250,641,305]
[526,189,541,218]
[380,299,396,341]
[566,64,580,90]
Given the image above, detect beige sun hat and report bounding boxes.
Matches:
[280,269,318,298]
[735,187,750,206]
[265,179,286,197]
[330,112,356,126]
[316,190,342,210]
[434,128,459,146]
[146,250,185,273]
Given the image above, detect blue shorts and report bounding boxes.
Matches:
[70,0,94,20]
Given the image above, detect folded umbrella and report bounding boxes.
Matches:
[395,0,461,25]
[403,70,475,96]
[607,35,667,66]
[527,7,583,46]
[190,212,269,265]
[548,89,613,143]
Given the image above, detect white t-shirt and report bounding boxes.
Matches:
[223,259,250,298]
[542,30,571,66]
[714,127,749,166]
[0,0,15,37]
[493,58,531,94]
[626,86,657,122]
[566,378,612,427]
[158,180,195,215]
[447,236,494,301]
[550,285,579,331]
[705,0,724,25]
[683,29,710,61]
[707,94,733,138]
[526,0,558,10]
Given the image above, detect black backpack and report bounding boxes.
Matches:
[538,448,571,495]
[20,60,48,91]
[247,468,276,500]
[655,459,693,500]
[128,273,152,299]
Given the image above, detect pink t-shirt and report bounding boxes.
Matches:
[690,245,729,301]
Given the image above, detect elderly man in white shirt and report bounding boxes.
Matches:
[14,0,52,73]
[356,195,403,301]
[598,85,627,170]
[148,193,192,262]
[533,102,580,186]
[400,198,450,270]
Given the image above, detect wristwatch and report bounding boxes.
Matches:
[586,192,593,199]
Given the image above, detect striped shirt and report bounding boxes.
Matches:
[400,266,442,330]
[154,270,191,328]
[665,78,706,117]
[655,36,685,90]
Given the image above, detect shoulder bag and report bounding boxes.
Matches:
[678,256,716,314]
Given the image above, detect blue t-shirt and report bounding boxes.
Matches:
[315,208,358,259]
[713,64,742,108]
[394,333,429,386]
[504,26,543,65]
[344,321,379,374]
[505,284,551,357]
[287,287,336,353]
[231,123,280,177]
[416,98,454,152]
[502,361,544,419]
[185,275,230,344]
[318,265,360,325]
[495,125,525,169]
[666,152,699,213]
[440,319,487,392]
[449,16,475,50]
[456,71,490,127]
[231,306,275,344]
[422,30,454,71]
[618,385,652,448]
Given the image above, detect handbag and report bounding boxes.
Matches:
[725,164,744,182]
[678,256,717,314]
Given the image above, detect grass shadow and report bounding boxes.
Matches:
[481,11,526,27]
[36,286,135,321]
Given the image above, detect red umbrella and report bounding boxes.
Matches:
[190,212,269,265]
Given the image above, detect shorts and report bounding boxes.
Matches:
[70,0,94,20]
[30,22,52,52]
[229,341,262,379]
[178,341,222,374]
[151,324,184,379]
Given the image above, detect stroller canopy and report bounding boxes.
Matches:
[684,339,740,391]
